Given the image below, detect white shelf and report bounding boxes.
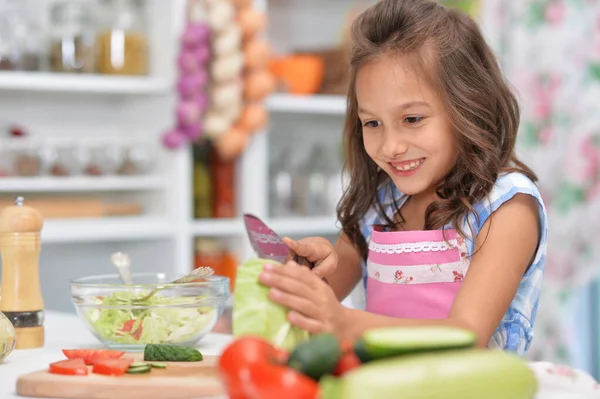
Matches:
[267,216,340,236]
[0,175,166,193]
[190,218,245,237]
[266,93,347,115]
[189,216,340,238]
[41,216,174,243]
[0,72,170,95]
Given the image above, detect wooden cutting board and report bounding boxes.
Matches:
[16,354,225,399]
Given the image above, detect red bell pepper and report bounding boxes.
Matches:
[218,337,318,399]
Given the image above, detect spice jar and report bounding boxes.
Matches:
[117,139,156,175]
[9,139,42,177]
[84,139,125,176]
[96,0,148,75]
[43,138,89,177]
[49,1,96,73]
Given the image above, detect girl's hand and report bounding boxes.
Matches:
[282,236,338,279]
[259,261,347,337]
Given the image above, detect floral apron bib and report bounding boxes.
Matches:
[365,226,469,319]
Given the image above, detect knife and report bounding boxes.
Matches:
[243,213,315,269]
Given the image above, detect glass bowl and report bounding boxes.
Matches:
[70,272,230,351]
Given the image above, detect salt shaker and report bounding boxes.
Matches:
[0,196,45,349]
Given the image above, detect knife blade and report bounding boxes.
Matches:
[243,213,315,269]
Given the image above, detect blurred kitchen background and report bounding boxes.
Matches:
[0,0,598,380]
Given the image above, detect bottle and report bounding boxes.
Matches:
[96,0,148,75]
[0,196,45,349]
[210,145,236,218]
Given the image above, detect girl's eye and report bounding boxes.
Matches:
[363,120,381,128]
[404,116,424,124]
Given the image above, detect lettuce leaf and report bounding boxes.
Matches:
[232,258,310,351]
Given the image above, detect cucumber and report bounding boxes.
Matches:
[143,344,203,362]
[150,362,167,369]
[127,364,151,374]
[319,375,343,399]
[129,362,149,368]
[359,326,476,360]
[287,333,342,380]
[353,339,374,363]
[336,349,537,399]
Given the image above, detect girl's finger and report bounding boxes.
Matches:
[287,311,325,334]
[268,288,320,319]
[264,261,320,288]
[259,267,313,295]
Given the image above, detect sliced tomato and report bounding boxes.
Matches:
[62,349,125,365]
[92,358,135,376]
[118,319,143,340]
[49,359,89,376]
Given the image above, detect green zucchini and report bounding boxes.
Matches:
[143,344,203,362]
[358,326,476,360]
[335,349,537,399]
[319,375,343,399]
[287,333,342,380]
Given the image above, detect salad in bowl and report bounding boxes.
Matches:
[70,272,229,350]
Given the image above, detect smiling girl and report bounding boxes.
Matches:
[259,0,547,354]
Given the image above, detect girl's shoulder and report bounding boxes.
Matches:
[467,171,547,236]
[461,171,548,257]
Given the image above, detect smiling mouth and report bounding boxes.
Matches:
[390,158,425,172]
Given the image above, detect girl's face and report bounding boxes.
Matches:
[356,54,458,199]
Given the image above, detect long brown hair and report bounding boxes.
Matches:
[337,0,537,260]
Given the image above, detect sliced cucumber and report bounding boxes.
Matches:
[360,326,476,359]
[337,349,537,399]
[126,364,151,374]
[150,362,167,369]
[129,362,149,368]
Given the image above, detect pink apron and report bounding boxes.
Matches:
[365,226,470,319]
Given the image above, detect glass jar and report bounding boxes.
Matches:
[42,138,89,177]
[96,0,148,75]
[0,2,42,71]
[9,138,42,177]
[84,139,125,176]
[48,1,96,73]
[117,139,156,175]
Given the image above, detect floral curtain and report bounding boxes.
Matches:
[490,0,600,367]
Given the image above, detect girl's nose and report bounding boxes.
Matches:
[381,131,408,159]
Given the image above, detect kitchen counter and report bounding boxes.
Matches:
[0,311,233,399]
[2,311,599,399]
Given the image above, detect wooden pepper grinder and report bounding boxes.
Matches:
[0,196,45,349]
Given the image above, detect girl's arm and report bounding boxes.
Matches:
[340,193,541,347]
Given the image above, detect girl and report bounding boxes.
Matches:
[259,0,547,354]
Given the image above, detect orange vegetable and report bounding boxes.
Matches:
[244,40,272,69]
[244,70,275,101]
[238,104,268,132]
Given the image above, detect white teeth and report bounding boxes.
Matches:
[394,159,423,172]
